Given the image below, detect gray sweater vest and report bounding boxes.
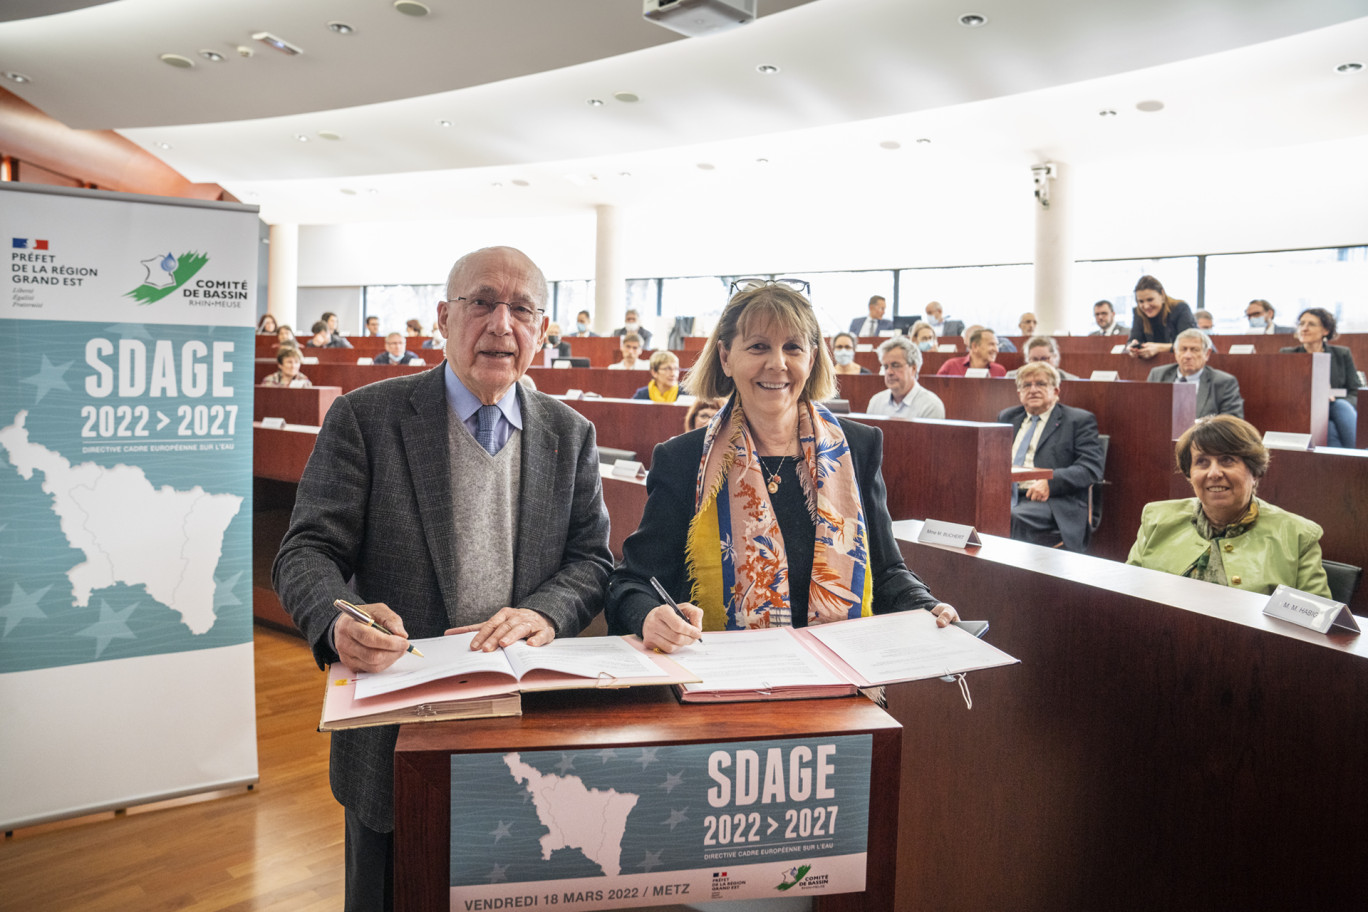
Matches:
[447,420,521,628]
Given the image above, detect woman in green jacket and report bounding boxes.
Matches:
[1127,415,1330,597]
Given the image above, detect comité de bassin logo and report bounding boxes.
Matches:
[125,250,209,304]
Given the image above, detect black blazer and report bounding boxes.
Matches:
[1128,301,1196,346]
[605,417,942,637]
[1280,344,1360,406]
[998,403,1105,553]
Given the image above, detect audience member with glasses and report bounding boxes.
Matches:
[605,277,958,652]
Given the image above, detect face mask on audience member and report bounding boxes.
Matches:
[1247,314,1267,329]
[576,321,589,334]
[624,321,639,333]
[917,340,935,352]
[833,349,855,366]
[547,334,561,346]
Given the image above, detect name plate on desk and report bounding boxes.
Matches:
[1110,343,1127,354]
[259,416,287,429]
[1264,431,1313,451]
[1263,585,1361,634]
[448,735,872,910]
[1089,370,1120,382]
[611,459,646,479]
[1227,343,1256,354]
[937,344,957,353]
[917,520,982,549]
[964,367,989,379]
[562,388,585,400]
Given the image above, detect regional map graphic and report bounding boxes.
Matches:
[0,319,253,673]
[449,736,872,910]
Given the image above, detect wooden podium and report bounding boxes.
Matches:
[394,687,902,911]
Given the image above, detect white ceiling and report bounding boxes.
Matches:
[1,0,1365,228]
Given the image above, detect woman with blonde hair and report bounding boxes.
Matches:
[632,350,682,402]
[606,279,957,652]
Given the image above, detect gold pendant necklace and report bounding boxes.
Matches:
[760,455,788,494]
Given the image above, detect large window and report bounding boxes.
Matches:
[551,280,594,327]
[897,264,1033,339]
[659,276,732,338]
[782,270,895,337]
[1203,247,1368,333]
[363,284,443,335]
[1072,257,1199,336]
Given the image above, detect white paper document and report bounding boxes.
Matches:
[672,628,850,694]
[805,611,1018,686]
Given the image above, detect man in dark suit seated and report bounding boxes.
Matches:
[924,300,965,338]
[273,246,612,912]
[1145,328,1244,418]
[542,321,572,358]
[1245,298,1294,334]
[1089,299,1129,336]
[999,362,1105,552]
[370,332,425,365]
[611,308,652,347]
[848,294,893,336]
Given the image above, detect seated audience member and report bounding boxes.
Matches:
[371,332,425,366]
[683,397,725,432]
[1127,416,1330,596]
[364,315,381,337]
[1090,299,1129,336]
[257,314,278,334]
[924,300,965,338]
[261,347,312,388]
[605,279,958,651]
[612,309,652,347]
[848,295,892,337]
[1282,307,1360,448]
[996,329,1018,354]
[320,312,354,348]
[571,310,596,337]
[1146,328,1243,419]
[1127,275,1196,359]
[937,327,1006,377]
[422,326,445,350]
[910,320,939,351]
[1194,309,1215,331]
[275,325,296,348]
[608,332,649,370]
[830,332,870,375]
[304,321,334,348]
[543,322,572,358]
[633,351,682,402]
[866,336,945,419]
[404,318,424,337]
[1018,312,1038,337]
[999,363,1105,553]
[1008,336,1078,380]
[1247,298,1293,334]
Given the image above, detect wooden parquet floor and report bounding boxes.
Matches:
[1,625,344,912]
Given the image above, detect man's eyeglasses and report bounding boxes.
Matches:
[455,296,543,325]
[1017,380,1054,390]
[729,277,811,296]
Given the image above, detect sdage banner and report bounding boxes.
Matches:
[449,735,872,910]
[0,183,259,829]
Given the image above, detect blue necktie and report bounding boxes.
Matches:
[1013,414,1040,467]
[476,404,500,455]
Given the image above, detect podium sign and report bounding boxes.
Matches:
[449,735,871,910]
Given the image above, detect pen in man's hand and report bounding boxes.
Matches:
[649,577,702,644]
[333,599,425,658]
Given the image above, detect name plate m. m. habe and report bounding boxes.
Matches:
[917,520,981,549]
[1263,585,1361,635]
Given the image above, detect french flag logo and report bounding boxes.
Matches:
[12,238,49,250]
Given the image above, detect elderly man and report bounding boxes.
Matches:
[273,246,613,912]
[371,332,425,365]
[999,362,1105,552]
[1018,312,1038,336]
[866,336,946,419]
[924,300,965,338]
[1008,335,1078,380]
[1146,328,1244,418]
[1246,298,1293,334]
[937,327,1006,377]
[612,308,652,347]
[543,321,572,358]
[1090,299,1128,336]
[849,295,893,337]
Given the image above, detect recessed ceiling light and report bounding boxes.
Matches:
[756,64,779,75]
[879,140,902,150]
[1136,100,1164,113]
[613,91,639,103]
[236,45,254,58]
[340,188,357,196]
[619,171,632,178]
[587,99,604,107]
[958,14,987,27]
[696,163,716,171]
[511,179,530,187]
[491,181,504,188]
[198,49,225,62]
[154,142,172,150]
[755,158,769,164]
[327,21,355,35]
[1336,62,1363,74]
[294,133,310,142]
[3,71,31,84]
[366,188,379,194]
[394,0,430,16]
[437,119,453,127]
[317,131,342,141]
[253,32,303,55]
[915,137,932,144]
[1098,109,1117,117]
[159,54,195,69]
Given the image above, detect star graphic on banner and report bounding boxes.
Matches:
[554,753,576,774]
[76,599,138,658]
[486,863,509,883]
[637,849,664,873]
[636,746,660,770]
[213,570,244,616]
[105,323,155,342]
[658,771,684,794]
[21,356,74,405]
[490,821,512,844]
[0,581,52,635]
[597,748,618,763]
[662,808,689,830]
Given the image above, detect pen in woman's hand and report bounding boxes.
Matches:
[649,577,702,644]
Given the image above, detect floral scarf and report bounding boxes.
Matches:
[1183,498,1260,585]
[684,396,873,630]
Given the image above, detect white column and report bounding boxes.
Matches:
[593,205,624,335]
[267,222,299,332]
[1031,161,1073,335]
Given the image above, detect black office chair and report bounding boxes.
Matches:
[1322,559,1362,604]
[1085,434,1111,546]
[597,446,637,466]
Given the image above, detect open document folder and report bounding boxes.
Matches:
[669,610,1019,703]
[320,632,700,730]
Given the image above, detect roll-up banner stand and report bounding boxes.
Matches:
[0,184,259,829]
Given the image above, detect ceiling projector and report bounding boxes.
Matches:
[643,0,757,37]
